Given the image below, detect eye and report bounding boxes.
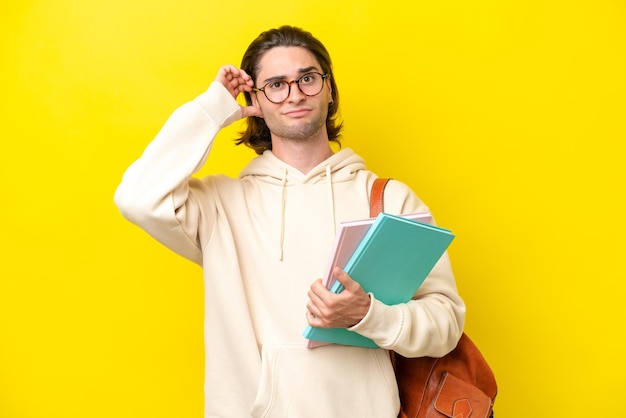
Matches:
[299,73,316,84]
[267,81,286,90]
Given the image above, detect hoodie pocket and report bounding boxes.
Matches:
[250,343,399,418]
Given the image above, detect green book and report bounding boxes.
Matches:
[303,212,455,348]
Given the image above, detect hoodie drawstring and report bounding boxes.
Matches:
[277,165,337,261]
[279,168,288,261]
[325,164,336,237]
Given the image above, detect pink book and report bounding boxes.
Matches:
[306,211,433,348]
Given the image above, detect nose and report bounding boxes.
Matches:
[286,80,306,102]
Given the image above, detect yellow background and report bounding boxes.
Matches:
[1,1,625,417]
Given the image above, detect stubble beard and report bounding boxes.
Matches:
[265,107,328,142]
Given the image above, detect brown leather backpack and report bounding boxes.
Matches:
[370,178,497,418]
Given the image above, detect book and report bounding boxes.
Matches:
[303,212,454,349]
[304,211,433,348]
[320,211,433,291]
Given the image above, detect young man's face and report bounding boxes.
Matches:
[252,46,333,143]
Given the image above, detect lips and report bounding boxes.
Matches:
[283,108,311,117]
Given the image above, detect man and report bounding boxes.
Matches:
[115,25,465,418]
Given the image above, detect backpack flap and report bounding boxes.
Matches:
[433,372,494,418]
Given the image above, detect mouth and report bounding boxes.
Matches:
[283,108,311,118]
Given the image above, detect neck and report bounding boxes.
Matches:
[271,134,334,174]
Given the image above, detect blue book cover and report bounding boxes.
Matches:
[303,212,455,348]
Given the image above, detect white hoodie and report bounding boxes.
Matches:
[114,82,465,418]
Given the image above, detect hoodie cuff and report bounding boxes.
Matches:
[348,294,405,348]
[193,82,243,128]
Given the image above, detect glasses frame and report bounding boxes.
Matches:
[253,72,330,104]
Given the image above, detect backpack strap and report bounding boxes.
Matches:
[370,178,391,218]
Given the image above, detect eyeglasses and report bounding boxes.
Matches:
[253,72,330,104]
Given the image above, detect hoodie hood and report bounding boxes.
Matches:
[239,148,366,186]
[239,148,366,260]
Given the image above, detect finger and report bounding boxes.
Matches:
[333,266,365,296]
[228,68,253,86]
[306,304,331,328]
[306,295,331,326]
[241,104,263,119]
[332,266,352,287]
[307,281,328,309]
[238,69,254,85]
[306,301,321,320]
[306,309,322,327]
[215,66,254,97]
[216,65,238,83]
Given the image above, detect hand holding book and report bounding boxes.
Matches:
[303,212,454,348]
[305,266,372,330]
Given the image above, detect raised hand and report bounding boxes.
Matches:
[215,65,262,118]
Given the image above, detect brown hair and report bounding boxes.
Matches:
[236,26,342,154]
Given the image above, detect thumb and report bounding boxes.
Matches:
[333,266,357,291]
[241,104,263,119]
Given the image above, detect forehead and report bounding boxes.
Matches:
[256,46,322,81]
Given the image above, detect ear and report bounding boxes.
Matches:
[326,78,333,103]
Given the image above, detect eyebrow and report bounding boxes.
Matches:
[261,66,320,85]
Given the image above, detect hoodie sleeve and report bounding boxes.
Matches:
[114,82,242,264]
[348,180,466,357]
